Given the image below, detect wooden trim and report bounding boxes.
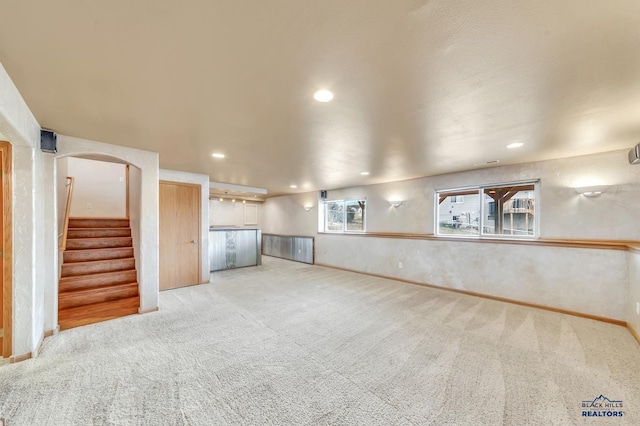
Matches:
[59,176,74,250]
[315,262,627,327]
[263,233,315,239]
[1,142,12,358]
[67,216,129,220]
[317,231,639,252]
[44,326,59,338]
[159,180,202,188]
[125,164,130,219]
[628,324,640,345]
[9,352,31,363]
[197,183,202,284]
[138,306,159,315]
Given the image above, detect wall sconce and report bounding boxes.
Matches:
[389,200,404,208]
[575,185,609,197]
[303,205,313,212]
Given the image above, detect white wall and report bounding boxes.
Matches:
[40,149,57,335]
[128,165,143,306]
[159,169,210,283]
[67,157,127,217]
[0,61,46,358]
[52,135,160,314]
[628,251,640,336]
[263,149,640,322]
[209,200,263,228]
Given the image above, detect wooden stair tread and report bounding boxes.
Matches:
[62,257,134,266]
[59,271,137,293]
[60,269,137,282]
[67,228,132,238]
[66,237,133,250]
[61,257,135,278]
[59,281,138,295]
[68,227,130,230]
[68,218,130,229]
[60,218,138,329]
[63,247,134,263]
[59,282,139,309]
[58,296,140,330]
[67,236,132,241]
[64,247,132,253]
[69,216,129,219]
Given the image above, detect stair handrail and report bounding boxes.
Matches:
[59,176,75,250]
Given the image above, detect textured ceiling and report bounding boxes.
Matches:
[1,0,640,196]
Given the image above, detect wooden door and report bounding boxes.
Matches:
[159,181,201,290]
[0,150,3,353]
[0,141,11,359]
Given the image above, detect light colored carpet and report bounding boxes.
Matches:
[1,256,639,425]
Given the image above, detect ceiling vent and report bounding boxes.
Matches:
[40,129,57,153]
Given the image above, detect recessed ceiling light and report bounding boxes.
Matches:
[313,90,334,102]
[290,185,298,189]
[211,153,225,158]
[360,172,370,176]
[506,143,524,149]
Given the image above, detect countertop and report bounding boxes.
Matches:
[209,226,261,231]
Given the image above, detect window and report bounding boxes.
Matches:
[322,199,366,232]
[436,181,537,238]
[436,190,480,236]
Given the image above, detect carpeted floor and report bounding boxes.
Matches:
[1,256,639,425]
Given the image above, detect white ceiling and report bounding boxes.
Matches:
[1,1,639,196]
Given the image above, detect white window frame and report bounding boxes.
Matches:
[435,180,540,239]
[321,199,367,233]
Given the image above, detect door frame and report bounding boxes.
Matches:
[0,141,12,358]
[158,180,202,290]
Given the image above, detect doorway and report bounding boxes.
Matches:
[159,181,201,291]
[0,141,12,358]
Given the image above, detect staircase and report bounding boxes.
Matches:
[59,218,140,330]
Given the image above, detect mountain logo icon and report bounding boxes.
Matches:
[582,395,623,408]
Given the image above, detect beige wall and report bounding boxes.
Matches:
[281,149,639,240]
[263,149,640,322]
[264,149,640,240]
[260,193,317,235]
[315,235,628,320]
[67,157,127,217]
